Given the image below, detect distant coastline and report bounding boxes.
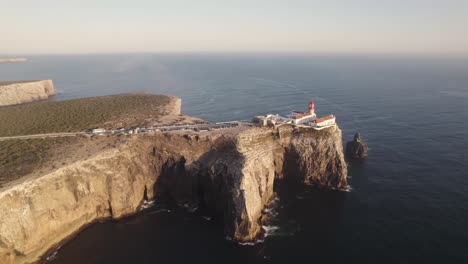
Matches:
[0,58,28,63]
[0,80,55,106]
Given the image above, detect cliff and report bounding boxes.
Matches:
[0,91,347,264]
[0,80,55,106]
[0,124,347,264]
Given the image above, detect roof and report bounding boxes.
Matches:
[292,113,314,119]
[314,115,335,123]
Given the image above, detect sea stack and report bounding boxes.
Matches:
[0,80,55,106]
[346,132,368,159]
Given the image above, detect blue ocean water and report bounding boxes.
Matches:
[1,54,468,263]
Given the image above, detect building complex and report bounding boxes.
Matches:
[252,101,336,130]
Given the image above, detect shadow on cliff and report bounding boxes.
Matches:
[149,136,249,240]
[268,180,348,262]
[280,144,347,189]
[144,126,349,243]
[270,139,348,261]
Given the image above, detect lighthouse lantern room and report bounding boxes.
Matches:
[309,101,315,114]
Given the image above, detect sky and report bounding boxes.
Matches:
[1,0,468,54]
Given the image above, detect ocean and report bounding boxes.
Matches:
[1,53,467,263]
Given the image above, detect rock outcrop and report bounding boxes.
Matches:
[346,132,368,159]
[0,122,347,264]
[0,80,55,106]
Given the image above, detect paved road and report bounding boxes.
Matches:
[0,121,251,141]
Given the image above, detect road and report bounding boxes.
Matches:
[0,132,87,141]
[0,121,251,141]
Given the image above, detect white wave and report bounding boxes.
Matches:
[238,238,265,246]
[202,216,212,221]
[176,202,199,212]
[45,251,58,262]
[262,225,280,237]
[187,206,199,213]
[238,241,255,246]
[140,200,155,210]
[147,209,171,215]
[44,245,62,263]
[263,197,280,217]
[263,208,278,217]
[225,235,264,246]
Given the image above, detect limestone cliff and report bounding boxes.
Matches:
[0,125,347,264]
[277,126,348,189]
[0,80,55,106]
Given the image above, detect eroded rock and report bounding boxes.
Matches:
[346,132,368,159]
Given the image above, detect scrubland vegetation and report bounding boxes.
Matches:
[0,93,171,137]
[0,137,77,187]
[0,93,174,186]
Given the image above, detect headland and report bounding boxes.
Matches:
[0,80,55,106]
[0,94,347,264]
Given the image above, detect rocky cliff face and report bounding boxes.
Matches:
[0,80,55,106]
[0,125,347,264]
[278,126,348,189]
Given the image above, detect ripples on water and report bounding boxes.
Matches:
[2,54,468,264]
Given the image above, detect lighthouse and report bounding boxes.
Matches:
[309,101,315,115]
[287,100,317,124]
[252,98,336,129]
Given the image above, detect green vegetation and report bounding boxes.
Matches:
[0,93,176,186]
[0,93,172,137]
[0,137,76,187]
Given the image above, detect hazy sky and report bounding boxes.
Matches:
[1,0,467,54]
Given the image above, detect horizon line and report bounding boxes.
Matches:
[2,50,468,58]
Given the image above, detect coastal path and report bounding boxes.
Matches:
[0,121,252,141]
[0,132,86,141]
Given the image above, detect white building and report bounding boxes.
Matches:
[289,101,316,124]
[290,112,316,124]
[252,100,336,129]
[311,115,336,128]
[92,128,106,134]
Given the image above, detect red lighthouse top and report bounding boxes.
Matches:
[309,101,315,111]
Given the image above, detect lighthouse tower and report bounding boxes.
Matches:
[309,101,315,115]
